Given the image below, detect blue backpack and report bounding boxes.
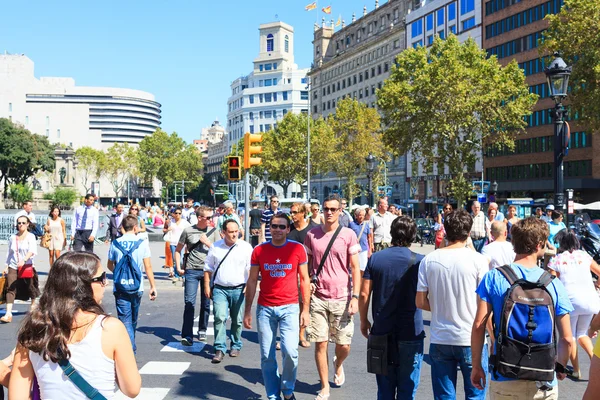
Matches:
[112,240,143,294]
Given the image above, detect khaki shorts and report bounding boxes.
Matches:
[374,242,390,252]
[490,380,557,400]
[307,295,354,345]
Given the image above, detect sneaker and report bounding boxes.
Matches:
[181,337,193,346]
[198,331,207,342]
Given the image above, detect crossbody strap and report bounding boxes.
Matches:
[187,228,216,254]
[58,359,107,400]
[211,243,237,288]
[357,222,367,242]
[312,225,343,283]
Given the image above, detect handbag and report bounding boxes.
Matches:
[16,238,34,278]
[40,232,52,249]
[58,358,107,399]
[0,276,7,305]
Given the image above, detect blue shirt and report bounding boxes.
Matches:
[476,263,573,384]
[108,233,151,293]
[363,246,425,341]
[548,221,567,247]
[348,221,370,252]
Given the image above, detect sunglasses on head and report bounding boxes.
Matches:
[91,271,107,286]
[270,223,288,230]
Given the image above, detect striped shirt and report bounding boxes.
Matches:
[261,208,280,241]
[470,211,487,240]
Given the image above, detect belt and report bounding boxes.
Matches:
[76,229,92,232]
[214,283,245,289]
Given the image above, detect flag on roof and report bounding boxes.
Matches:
[322,5,332,14]
[305,2,317,11]
[335,15,341,26]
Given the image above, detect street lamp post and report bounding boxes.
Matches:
[263,170,269,205]
[366,153,376,207]
[545,53,571,210]
[210,176,218,210]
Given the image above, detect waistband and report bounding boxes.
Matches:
[214,283,246,289]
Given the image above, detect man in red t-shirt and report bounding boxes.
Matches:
[244,213,311,400]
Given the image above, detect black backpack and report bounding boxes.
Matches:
[492,265,557,382]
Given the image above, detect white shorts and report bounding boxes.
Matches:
[570,313,594,339]
[358,250,368,271]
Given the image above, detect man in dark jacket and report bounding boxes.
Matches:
[107,203,125,242]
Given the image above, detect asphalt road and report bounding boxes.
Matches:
[0,241,592,399]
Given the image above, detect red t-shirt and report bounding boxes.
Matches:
[251,240,308,307]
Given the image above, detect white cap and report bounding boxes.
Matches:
[546,204,555,210]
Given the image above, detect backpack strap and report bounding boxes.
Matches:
[537,271,554,288]
[497,264,520,285]
[113,239,143,256]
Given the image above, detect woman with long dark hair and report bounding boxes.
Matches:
[1,216,39,324]
[45,205,67,267]
[9,252,141,399]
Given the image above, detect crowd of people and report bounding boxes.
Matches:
[2,193,600,400]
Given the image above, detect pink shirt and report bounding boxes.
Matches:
[304,225,361,301]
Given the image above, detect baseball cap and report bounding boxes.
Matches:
[545,204,555,210]
[193,202,201,207]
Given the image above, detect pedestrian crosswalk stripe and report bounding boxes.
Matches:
[114,388,170,400]
[139,361,190,375]
[193,326,214,336]
[161,342,207,353]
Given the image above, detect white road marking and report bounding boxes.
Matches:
[139,361,190,375]
[161,341,207,353]
[114,388,170,399]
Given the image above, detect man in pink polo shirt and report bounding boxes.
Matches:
[304,195,361,400]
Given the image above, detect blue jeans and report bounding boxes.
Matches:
[181,268,211,339]
[114,291,143,353]
[376,339,424,400]
[429,343,488,400]
[212,285,245,353]
[471,238,486,253]
[170,244,182,278]
[257,304,300,400]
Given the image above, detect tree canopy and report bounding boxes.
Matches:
[74,146,107,194]
[543,0,600,130]
[377,35,537,205]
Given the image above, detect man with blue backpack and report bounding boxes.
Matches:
[108,215,157,353]
[471,217,573,400]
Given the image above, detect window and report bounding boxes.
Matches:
[301,91,309,100]
[413,40,423,48]
[426,14,434,31]
[359,89,363,99]
[284,35,289,52]
[265,93,272,102]
[283,91,288,101]
[25,116,29,125]
[46,116,50,127]
[265,79,273,87]
[428,35,434,45]
[411,20,423,38]
[378,65,382,75]
[365,86,370,96]
[259,64,264,71]
[267,34,274,52]
[273,62,277,70]
[57,129,61,138]
[448,2,456,20]
[437,8,445,26]
[259,80,264,87]
[365,70,369,80]
[8,103,12,112]
[449,25,456,34]
[273,78,278,85]
[439,30,446,39]
[265,124,272,131]
[265,63,272,71]
[249,112,254,120]
[265,110,272,118]
[249,95,254,104]
[462,17,476,31]
[461,0,475,15]
[45,129,49,137]
[259,94,264,103]
[384,62,389,72]
[283,109,288,115]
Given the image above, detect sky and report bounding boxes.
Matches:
[0,0,383,144]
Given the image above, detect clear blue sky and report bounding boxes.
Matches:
[1,0,379,143]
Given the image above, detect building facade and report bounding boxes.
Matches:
[482,0,599,205]
[308,0,414,205]
[204,119,228,179]
[404,0,483,210]
[226,22,309,155]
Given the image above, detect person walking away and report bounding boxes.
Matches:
[249,202,264,247]
[218,201,243,238]
[71,194,99,252]
[204,220,253,363]
[504,205,520,242]
[244,213,311,400]
[481,221,516,269]
[304,195,362,400]
[288,202,318,349]
[470,201,488,253]
[348,208,373,275]
[163,207,191,280]
[45,205,66,267]
[471,217,574,400]
[107,216,157,353]
[359,216,426,400]
[416,209,489,400]
[371,199,395,252]
[1,216,40,324]
[310,203,324,225]
[107,203,125,243]
[547,230,600,379]
[261,196,281,243]
[175,207,220,345]
[9,251,142,399]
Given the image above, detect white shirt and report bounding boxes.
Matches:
[371,211,395,243]
[71,205,99,237]
[14,210,36,225]
[417,247,489,346]
[5,233,37,269]
[205,239,253,287]
[181,206,195,222]
[482,240,516,270]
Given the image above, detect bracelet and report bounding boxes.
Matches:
[352,294,359,300]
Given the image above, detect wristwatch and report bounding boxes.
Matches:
[352,294,359,300]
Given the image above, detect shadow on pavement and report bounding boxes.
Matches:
[225,365,263,385]
[241,330,259,345]
[176,371,263,399]
[138,325,181,344]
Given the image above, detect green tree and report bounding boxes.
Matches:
[0,118,55,195]
[74,146,107,194]
[8,183,33,208]
[43,187,78,209]
[542,0,600,130]
[327,98,386,204]
[105,143,138,198]
[377,35,537,206]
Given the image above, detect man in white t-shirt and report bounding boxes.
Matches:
[416,209,489,400]
[14,200,36,225]
[481,221,516,270]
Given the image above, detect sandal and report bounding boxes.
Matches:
[299,340,311,348]
[0,315,12,323]
[315,392,330,400]
[333,356,345,387]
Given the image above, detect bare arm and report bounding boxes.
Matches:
[299,263,311,328]
[243,267,260,329]
[359,278,372,339]
[347,253,361,315]
[556,313,573,380]
[139,219,146,232]
[105,317,141,398]
[174,243,185,273]
[204,271,213,299]
[470,296,493,389]
[107,260,115,273]
[143,257,157,300]
[415,291,431,311]
[8,344,35,399]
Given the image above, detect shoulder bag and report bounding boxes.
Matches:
[183,228,216,270]
[311,225,343,285]
[210,243,237,291]
[367,251,416,376]
[357,222,367,242]
[58,358,107,399]
[16,237,34,279]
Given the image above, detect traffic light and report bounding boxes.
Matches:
[228,156,241,181]
[244,133,263,169]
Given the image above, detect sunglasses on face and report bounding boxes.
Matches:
[270,224,288,230]
[290,210,302,215]
[444,208,452,211]
[323,207,339,213]
[271,200,279,203]
[174,212,182,215]
[91,271,107,286]
[16,221,28,226]
[200,215,214,219]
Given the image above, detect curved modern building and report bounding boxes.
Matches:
[0,54,161,149]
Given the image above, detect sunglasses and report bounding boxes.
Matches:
[323,207,339,213]
[91,271,107,286]
[271,200,279,203]
[290,210,302,214]
[200,215,214,219]
[443,208,452,211]
[16,221,28,225]
[174,212,182,215]
[270,224,288,230]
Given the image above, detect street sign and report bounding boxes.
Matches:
[377,185,392,198]
[477,193,487,204]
